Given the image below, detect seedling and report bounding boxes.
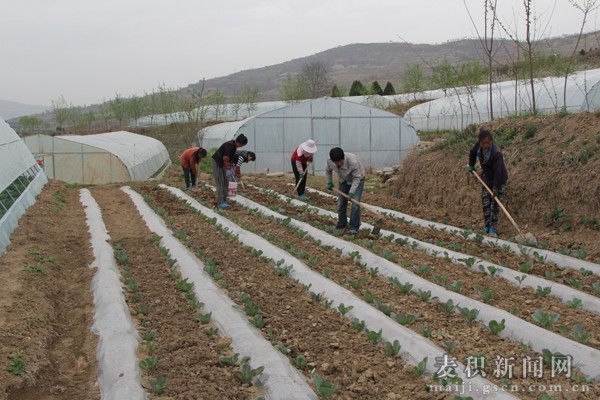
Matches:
[514,275,527,287]
[137,304,151,316]
[275,265,293,277]
[266,328,278,341]
[24,264,47,274]
[395,312,419,326]
[311,372,338,399]
[439,299,457,314]
[175,278,194,292]
[292,355,308,369]
[458,307,479,324]
[351,319,366,331]
[479,265,501,278]
[382,249,398,262]
[189,298,204,311]
[322,268,333,278]
[141,329,157,342]
[519,261,534,274]
[487,319,506,335]
[396,281,413,294]
[417,289,436,302]
[579,268,593,277]
[566,278,583,289]
[545,270,556,280]
[219,353,240,366]
[567,298,583,309]
[474,286,495,304]
[533,251,547,264]
[413,264,432,277]
[368,267,379,277]
[364,328,383,343]
[139,355,164,373]
[337,303,353,316]
[148,376,167,395]
[115,248,130,265]
[385,340,401,356]
[446,281,464,293]
[8,351,26,375]
[535,286,552,297]
[570,324,591,344]
[275,341,292,355]
[349,251,361,260]
[243,300,261,317]
[196,311,212,324]
[433,273,449,285]
[204,327,219,336]
[442,340,460,352]
[411,357,428,376]
[418,324,433,338]
[346,278,366,290]
[39,255,57,263]
[592,282,600,295]
[234,359,265,385]
[251,315,266,328]
[126,279,139,292]
[531,310,560,328]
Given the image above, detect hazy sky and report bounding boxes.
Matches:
[2,0,598,107]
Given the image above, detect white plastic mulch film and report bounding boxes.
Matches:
[198,97,419,173]
[0,117,48,254]
[405,68,600,131]
[24,131,170,184]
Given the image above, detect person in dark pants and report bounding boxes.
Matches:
[291,139,318,200]
[468,128,508,237]
[179,147,207,190]
[325,147,365,233]
[211,134,248,208]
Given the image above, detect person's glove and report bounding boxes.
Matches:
[349,192,355,199]
[326,182,333,190]
[467,165,474,172]
[493,189,500,198]
[299,173,305,180]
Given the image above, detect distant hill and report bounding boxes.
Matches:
[183,32,600,101]
[0,99,50,120]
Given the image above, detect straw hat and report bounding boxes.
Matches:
[300,139,318,154]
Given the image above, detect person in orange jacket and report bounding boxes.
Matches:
[179,147,207,190]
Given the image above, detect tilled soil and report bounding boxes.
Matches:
[176,184,600,399]
[0,181,98,400]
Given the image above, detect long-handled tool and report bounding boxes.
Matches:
[291,161,312,194]
[470,169,537,245]
[333,187,383,235]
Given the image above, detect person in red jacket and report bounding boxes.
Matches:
[291,139,318,200]
[211,134,248,208]
[179,147,207,190]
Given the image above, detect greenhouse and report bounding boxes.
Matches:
[24,131,170,184]
[0,117,48,254]
[199,97,419,173]
[404,68,600,131]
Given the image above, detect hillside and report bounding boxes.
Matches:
[0,99,50,120]
[386,112,600,259]
[183,32,600,101]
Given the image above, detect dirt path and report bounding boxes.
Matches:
[0,181,98,400]
[90,186,259,399]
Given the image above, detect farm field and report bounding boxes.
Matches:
[1,168,600,399]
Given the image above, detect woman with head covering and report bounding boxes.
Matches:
[291,139,318,200]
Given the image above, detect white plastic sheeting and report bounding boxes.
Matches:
[163,185,515,399]
[80,189,146,400]
[240,186,600,381]
[123,186,317,400]
[24,132,170,184]
[198,97,419,173]
[405,69,600,131]
[0,117,48,255]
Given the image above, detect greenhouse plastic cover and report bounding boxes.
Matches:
[0,117,48,254]
[198,97,419,173]
[405,68,600,131]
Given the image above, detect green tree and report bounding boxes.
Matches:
[280,74,307,103]
[126,95,147,127]
[430,59,456,97]
[19,115,41,134]
[82,111,96,131]
[383,82,396,95]
[207,89,227,120]
[238,84,260,117]
[52,95,70,130]
[109,93,127,127]
[402,64,426,100]
[349,80,367,96]
[370,81,383,95]
[98,100,113,129]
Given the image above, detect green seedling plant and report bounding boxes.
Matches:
[417,289,436,302]
[487,319,506,335]
[139,355,164,373]
[364,328,383,343]
[515,275,527,287]
[567,298,583,309]
[322,268,333,278]
[413,265,432,277]
[8,351,26,375]
[458,257,477,268]
[579,268,593,277]
[251,315,266,328]
[275,265,293,277]
[533,251,547,264]
[519,261,534,274]
[39,255,57,263]
[234,358,265,385]
[385,340,401,356]
[351,319,366,331]
[440,299,457,314]
[204,327,219,336]
[396,281,413,294]
[570,324,591,344]
[243,300,261,317]
[275,341,292,355]
[349,251,361,260]
[374,300,393,316]
[127,279,139,292]
[24,264,47,274]
[311,372,338,400]
[382,249,398,262]
[592,282,600,296]
[532,310,560,328]
[536,286,552,297]
[479,265,501,278]
[337,303,353,316]
[411,357,428,376]
[459,307,480,324]
[418,324,433,338]
[446,281,464,293]
[346,278,366,290]
[266,328,278,341]
[219,353,240,366]
[141,329,157,342]
[137,304,150,316]
[395,312,419,326]
[368,267,379,277]
[146,339,156,354]
[292,355,308,370]
[566,278,583,289]
[175,278,194,292]
[474,286,496,304]
[148,376,167,395]
[433,273,449,285]
[196,311,212,324]
[442,340,460,352]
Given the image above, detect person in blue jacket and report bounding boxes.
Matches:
[468,128,508,237]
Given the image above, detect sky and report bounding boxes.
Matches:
[1,0,599,107]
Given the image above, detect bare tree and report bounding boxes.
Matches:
[299,62,331,98]
[464,0,499,119]
[564,0,599,111]
[402,64,426,100]
[207,89,227,120]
